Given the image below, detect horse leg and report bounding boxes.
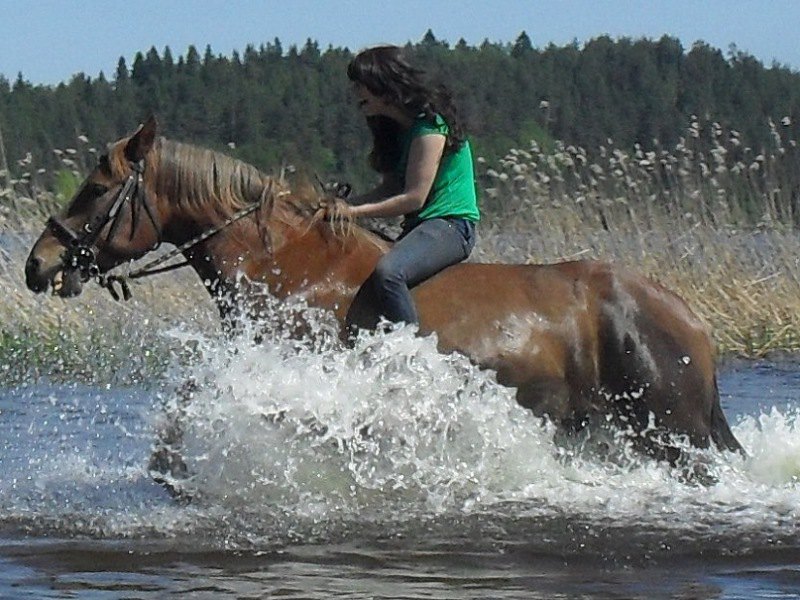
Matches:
[148,378,194,501]
[596,288,738,466]
[513,377,574,422]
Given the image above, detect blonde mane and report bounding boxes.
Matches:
[155,139,276,216]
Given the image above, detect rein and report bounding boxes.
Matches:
[48,159,275,301]
[99,195,269,301]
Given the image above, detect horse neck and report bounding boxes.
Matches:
[150,138,273,243]
[144,166,258,307]
[148,142,386,319]
[267,218,386,318]
[159,193,385,321]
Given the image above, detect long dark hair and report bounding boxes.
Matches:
[347,45,466,174]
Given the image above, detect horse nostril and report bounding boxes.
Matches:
[26,255,43,275]
[24,255,50,292]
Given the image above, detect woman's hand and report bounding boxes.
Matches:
[336,134,445,220]
[316,196,355,221]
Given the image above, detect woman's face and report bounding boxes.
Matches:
[352,83,392,117]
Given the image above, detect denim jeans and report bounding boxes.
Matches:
[367,217,477,325]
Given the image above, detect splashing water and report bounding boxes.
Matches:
[1,298,800,556]
[173,321,554,513]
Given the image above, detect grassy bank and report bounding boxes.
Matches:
[1,119,799,387]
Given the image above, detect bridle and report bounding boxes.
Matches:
[46,159,273,301]
[46,159,160,298]
[46,159,154,279]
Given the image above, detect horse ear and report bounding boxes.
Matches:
[124,116,158,163]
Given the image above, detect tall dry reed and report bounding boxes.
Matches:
[473,116,800,357]
[1,119,798,387]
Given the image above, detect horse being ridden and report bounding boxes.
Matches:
[25,118,744,464]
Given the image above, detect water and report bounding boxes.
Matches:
[1,322,800,599]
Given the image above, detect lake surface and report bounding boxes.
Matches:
[1,325,799,599]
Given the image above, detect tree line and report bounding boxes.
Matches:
[1,30,799,199]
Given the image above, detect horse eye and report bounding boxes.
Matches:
[91,183,109,195]
[97,154,111,175]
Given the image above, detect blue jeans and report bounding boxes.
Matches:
[368,217,477,325]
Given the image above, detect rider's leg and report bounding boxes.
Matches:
[369,218,475,324]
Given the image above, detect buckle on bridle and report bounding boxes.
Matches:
[63,244,100,281]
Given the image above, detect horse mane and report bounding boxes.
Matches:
[276,177,390,249]
[110,136,389,250]
[148,138,274,217]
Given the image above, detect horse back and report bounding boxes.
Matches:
[414,260,611,390]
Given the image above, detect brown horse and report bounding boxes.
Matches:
[25,118,743,462]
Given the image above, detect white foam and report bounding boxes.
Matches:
[165,309,800,536]
[2,303,799,550]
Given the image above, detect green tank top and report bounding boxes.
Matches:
[396,113,480,223]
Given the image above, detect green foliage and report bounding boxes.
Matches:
[53,168,81,204]
[3,34,800,202]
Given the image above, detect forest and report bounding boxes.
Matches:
[1,30,800,213]
[4,31,800,365]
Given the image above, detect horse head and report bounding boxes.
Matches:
[25,117,163,297]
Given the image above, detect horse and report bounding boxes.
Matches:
[24,117,744,467]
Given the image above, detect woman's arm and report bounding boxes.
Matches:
[347,172,402,206]
[349,134,445,219]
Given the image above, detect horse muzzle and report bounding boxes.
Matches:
[24,253,85,297]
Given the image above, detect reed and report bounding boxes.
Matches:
[1,119,798,387]
[474,115,800,357]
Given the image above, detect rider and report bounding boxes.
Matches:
[336,45,480,326]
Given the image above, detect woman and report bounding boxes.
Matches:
[333,45,479,326]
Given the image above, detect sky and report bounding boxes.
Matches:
[1,0,799,86]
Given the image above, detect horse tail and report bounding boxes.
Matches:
[709,376,746,456]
